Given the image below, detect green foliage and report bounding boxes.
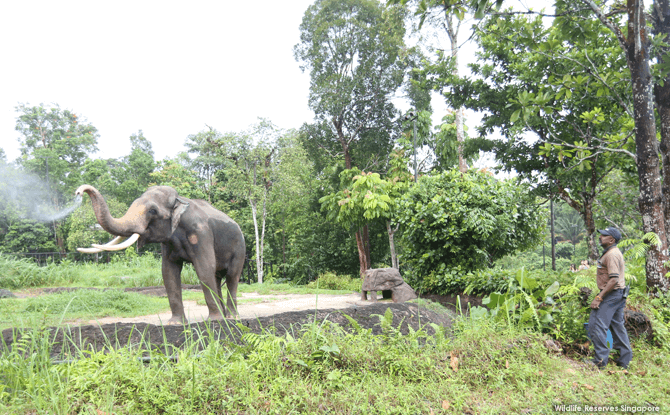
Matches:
[306,272,361,292]
[2,307,669,413]
[109,131,156,205]
[150,158,207,199]
[320,168,392,230]
[15,103,99,197]
[1,219,56,253]
[294,0,407,169]
[480,268,560,331]
[396,170,545,288]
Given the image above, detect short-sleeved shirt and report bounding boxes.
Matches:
[596,245,626,290]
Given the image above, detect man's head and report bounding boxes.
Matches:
[598,227,622,248]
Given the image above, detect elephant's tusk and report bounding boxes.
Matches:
[77,236,125,254]
[91,233,140,251]
[77,247,104,254]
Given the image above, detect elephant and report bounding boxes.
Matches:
[75,184,246,323]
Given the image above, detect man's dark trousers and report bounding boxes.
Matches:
[588,289,632,368]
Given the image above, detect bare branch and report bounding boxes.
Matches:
[578,0,628,52]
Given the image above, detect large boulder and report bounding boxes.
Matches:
[0,289,16,299]
[362,268,417,303]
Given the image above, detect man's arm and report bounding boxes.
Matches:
[590,277,619,309]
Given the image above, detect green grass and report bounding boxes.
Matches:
[0,254,200,290]
[0,289,171,330]
[0,312,666,414]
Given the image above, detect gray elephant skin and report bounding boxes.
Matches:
[76,184,246,323]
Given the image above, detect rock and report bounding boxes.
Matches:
[543,339,562,354]
[624,309,651,337]
[362,268,417,303]
[0,289,16,299]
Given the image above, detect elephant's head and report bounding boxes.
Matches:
[75,185,189,253]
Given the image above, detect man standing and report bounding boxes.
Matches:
[587,227,632,369]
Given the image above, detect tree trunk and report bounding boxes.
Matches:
[333,114,370,284]
[446,14,467,173]
[355,228,368,300]
[626,0,670,293]
[655,0,670,239]
[583,199,599,261]
[550,199,556,271]
[362,224,371,269]
[387,220,399,269]
[249,195,265,285]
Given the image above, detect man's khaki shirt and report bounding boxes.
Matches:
[596,245,626,290]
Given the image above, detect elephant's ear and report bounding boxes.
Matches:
[171,196,190,234]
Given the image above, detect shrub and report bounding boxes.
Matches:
[396,170,546,290]
[306,272,361,291]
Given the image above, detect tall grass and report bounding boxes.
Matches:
[1,310,667,413]
[0,254,200,290]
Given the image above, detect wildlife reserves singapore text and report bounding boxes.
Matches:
[554,404,660,412]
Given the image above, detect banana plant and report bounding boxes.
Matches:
[482,268,560,331]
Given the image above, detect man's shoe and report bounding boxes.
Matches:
[583,359,604,369]
[613,360,629,369]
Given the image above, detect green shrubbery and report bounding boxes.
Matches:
[396,170,546,288]
[306,271,361,292]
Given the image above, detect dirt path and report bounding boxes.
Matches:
[88,292,376,325]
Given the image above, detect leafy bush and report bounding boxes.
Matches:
[396,170,546,289]
[306,272,361,291]
[477,268,561,331]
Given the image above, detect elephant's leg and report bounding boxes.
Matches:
[224,256,244,319]
[161,250,186,325]
[193,254,225,320]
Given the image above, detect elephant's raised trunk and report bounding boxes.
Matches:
[75,185,142,254]
[75,185,137,237]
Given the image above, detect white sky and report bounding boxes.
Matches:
[0,0,553,166]
[0,0,317,162]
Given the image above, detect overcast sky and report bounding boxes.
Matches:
[0,0,319,162]
[0,0,551,165]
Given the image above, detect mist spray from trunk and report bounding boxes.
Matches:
[0,162,82,222]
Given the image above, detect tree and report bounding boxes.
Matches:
[150,157,207,200]
[1,219,56,253]
[185,127,229,203]
[394,0,470,171]
[320,169,392,295]
[111,131,156,205]
[441,11,635,261]
[16,103,98,197]
[320,149,413,274]
[576,0,670,293]
[294,0,408,170]
[294,0,408,278]
[396,170,545,292]
[266,133,315,279]
[14,103,99,251]
[206,120,306,284]
[414,0,670,292]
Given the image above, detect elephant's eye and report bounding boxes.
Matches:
[148,208,158,215]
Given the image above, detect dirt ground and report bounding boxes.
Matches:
[91,291,377,326]
[2,286,457,359]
